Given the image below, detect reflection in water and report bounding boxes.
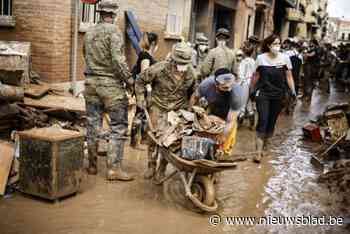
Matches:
[261,130,349,234]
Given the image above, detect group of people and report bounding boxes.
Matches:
[84,0,340,182]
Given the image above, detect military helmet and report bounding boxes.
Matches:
[216,28,230,38]
[195,34,209,46]
[171,42,192,64]
[97,0,119,14]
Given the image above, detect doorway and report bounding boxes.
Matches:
[213,4,234,47]
[254,9,264,39]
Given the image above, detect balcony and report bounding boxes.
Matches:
[304,15,317,24]
[286,8,302,22]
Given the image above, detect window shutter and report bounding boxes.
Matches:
[166,0,184,35]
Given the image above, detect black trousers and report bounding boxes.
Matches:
[256,96,283,139]
[303,63,318,98]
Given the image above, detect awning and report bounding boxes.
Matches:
[284,0,297,8]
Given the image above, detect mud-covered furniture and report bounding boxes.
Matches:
[18,127,84,200]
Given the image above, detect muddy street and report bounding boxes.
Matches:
[0,87,349,234]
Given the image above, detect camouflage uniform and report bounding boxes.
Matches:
[199,43,236,81]
[84,21,131,172]
[136,56,196,179]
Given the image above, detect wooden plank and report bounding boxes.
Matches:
[24,95,86,114]
[24,84,50,99]
[0,141,14,195]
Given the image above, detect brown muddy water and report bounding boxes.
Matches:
[0,87,349,234]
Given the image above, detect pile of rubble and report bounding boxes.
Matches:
[150,106,226,161]
[0,41,86,196]
[303,102,350,198]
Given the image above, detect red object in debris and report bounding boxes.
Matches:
[303,123,322,142]
[81,0,99,4]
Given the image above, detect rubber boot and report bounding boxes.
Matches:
[87,143,98,175]
[254,137,264,163]
[263,138,269,151]
[144,147,157,179]
[107,139,134,181]
[107,163,134,181]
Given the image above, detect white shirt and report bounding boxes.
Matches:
[239,57,256,84]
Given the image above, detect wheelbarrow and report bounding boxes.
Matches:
[146,121,244,213]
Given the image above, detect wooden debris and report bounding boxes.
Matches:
[24,95,86,114]
[0,141,14,195]
[24,84,50,99]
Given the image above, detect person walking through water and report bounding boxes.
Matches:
[250,34,296,163]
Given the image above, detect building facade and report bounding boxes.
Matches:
[0,0,327,84]
[327,17,350,44]
[272,0,328,40]
[0,0,275,83]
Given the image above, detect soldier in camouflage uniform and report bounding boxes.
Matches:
[199,28,236,82]
[192,33,210,69]
[135,42,196,180]
[83,0,134,181]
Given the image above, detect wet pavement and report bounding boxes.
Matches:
[1,85,350,234]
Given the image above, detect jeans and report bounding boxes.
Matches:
[256,97,283,139]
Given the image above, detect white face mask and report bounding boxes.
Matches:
[270,45,281,55]
[198,45,208,53]
[176,64,188,72]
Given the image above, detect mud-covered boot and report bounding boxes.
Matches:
[107,138,134,181]
[87,144,98,175]
[107,163,134,181]
[254,137,265,163]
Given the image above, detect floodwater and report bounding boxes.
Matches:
[1,85,350,234]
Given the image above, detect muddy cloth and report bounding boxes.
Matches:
[198,76,243,120]
[136,61,195,111]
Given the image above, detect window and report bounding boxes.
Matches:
[342,33,345,40]
[166,0,185,36]
[79,2,100,32]
[0,0,15,27]
[0,0,12,16]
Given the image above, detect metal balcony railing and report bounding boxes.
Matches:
[0,0,12,16]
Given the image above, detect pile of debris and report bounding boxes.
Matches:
[303,102,350,198]
[150,106,226,161]
[0,41,86,135]
[0,42,86,196]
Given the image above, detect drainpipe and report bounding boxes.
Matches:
[71,0,80,96]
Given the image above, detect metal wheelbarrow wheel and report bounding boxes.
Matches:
[188,175,218,212]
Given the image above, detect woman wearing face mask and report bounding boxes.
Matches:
[130,32,159,148]
[250,34,296,163]
[135,42,196,180]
